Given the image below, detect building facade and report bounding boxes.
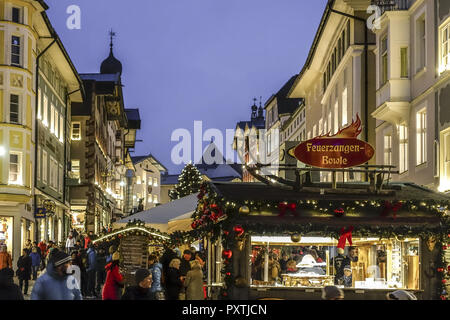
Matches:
[132,154,167,211]
[69,38,140,234]
[288,0,377,182]
[370,0,450,192]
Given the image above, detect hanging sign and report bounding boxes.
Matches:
[35,207,47,219]
[289,114,374,168]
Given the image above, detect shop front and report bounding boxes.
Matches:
[188,180,450,300]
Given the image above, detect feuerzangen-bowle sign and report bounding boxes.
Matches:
[289,114,374,168]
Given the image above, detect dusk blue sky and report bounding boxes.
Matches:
[45,0,328,173]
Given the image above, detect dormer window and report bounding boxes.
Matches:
[12,7,23,24]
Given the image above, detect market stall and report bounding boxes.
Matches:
[182,180,450,300]
[93,220,170,286]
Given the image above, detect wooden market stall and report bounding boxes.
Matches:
[190,179,450,300]
[92,220,170,286]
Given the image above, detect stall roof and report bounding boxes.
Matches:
[117,194,198,224]
[208,181,450,203]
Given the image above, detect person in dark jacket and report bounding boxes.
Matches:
[31,249,82,300]
[86,243,97,298]
[17,249,32,295]
[30,247,41,280]
[0,267,23,300]
[148,254,164,300]
[121,268,153,300]
[166,258,184,300]
[179,250,192,276]
[96,248,107,295]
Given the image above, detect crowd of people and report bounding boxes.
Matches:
[0,230,208,301]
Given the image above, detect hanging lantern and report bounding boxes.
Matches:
[239,205,250,214]
[290,234,301,243]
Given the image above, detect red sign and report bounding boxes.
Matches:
[289,114,374,168]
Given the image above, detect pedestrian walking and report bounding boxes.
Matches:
[65,233,75,253]
[86,243,97,298]
[31,248,82,300]
[121,268,153,300]
[166,258,184,300]
[148,254,164,300]
[96,248,107,295]
[184,260,204,300]
[30,247,41,280]
[17,249,32,295]
[102,252,124,300]
[0,268,23,300]
[67,251,81,290]
[0,245,12,270]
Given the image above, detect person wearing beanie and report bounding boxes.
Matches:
[386,290,417,300]
[342,265,352,287]
[102,251,124,300]
[322,285,344,300]
[31,248,82,300]
[121,268,153,300]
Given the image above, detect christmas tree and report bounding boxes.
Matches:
[169,163,203,200]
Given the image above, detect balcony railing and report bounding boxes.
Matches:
[372,0,411,14]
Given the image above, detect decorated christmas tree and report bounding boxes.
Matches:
[169,163,203,200]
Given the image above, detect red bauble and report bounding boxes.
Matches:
[222,250,232,259]
[223,230,229,236]
[233,225,244,236]
[437,268,444,272]
[226,272,231,276]
[191,221,198,229]
[288,203,297,211]
[334,208,345,217]
[442,279,447,284]
[443,245,448,250]
[223,292,228,297]
[441,295,447,300]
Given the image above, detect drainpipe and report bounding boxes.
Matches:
[34,37,56,240]
[327,4,369,181]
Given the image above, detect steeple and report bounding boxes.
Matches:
[258,96,264,119]
[100,29,123,75]
[251,97,258,120]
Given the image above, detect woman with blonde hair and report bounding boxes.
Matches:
[184,260,204,300]
[166,258,183,300]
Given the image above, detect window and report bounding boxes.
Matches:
[153,195,158,204]
[416,109,427,165]
[334,101,339,134]
[59,165,64,193]
[400,47,409,78]
[384,134,392,166]
[50,104,55,134]
[381,36,388,85]
[11,36,21,66]
[49,156,57,190]
[59,115,64,142]
[43,95,48,127]
[42,150,47,184]
[71,122,81,140]
[12,7,22,23]
[440,22,450,73]
[10,94,19,124]
[416,15,426,72]
[342,88,348,127]
[9,152,21,185]
[153,177,158,187]
[267,132,271,155]
[37,147,41,182]
[54,108,59,138]
[399,124,408,173]
[37,89,42,120]
[71,160,80,179]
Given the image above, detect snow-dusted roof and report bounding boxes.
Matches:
[117,194,198,224]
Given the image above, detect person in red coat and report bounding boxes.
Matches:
[102,252,124,300]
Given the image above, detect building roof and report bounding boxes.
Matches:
[125,108,141,129]
[132,154,168,172]
[161,174,180,185]
[116,194,198,225]
[265,75,303,115]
